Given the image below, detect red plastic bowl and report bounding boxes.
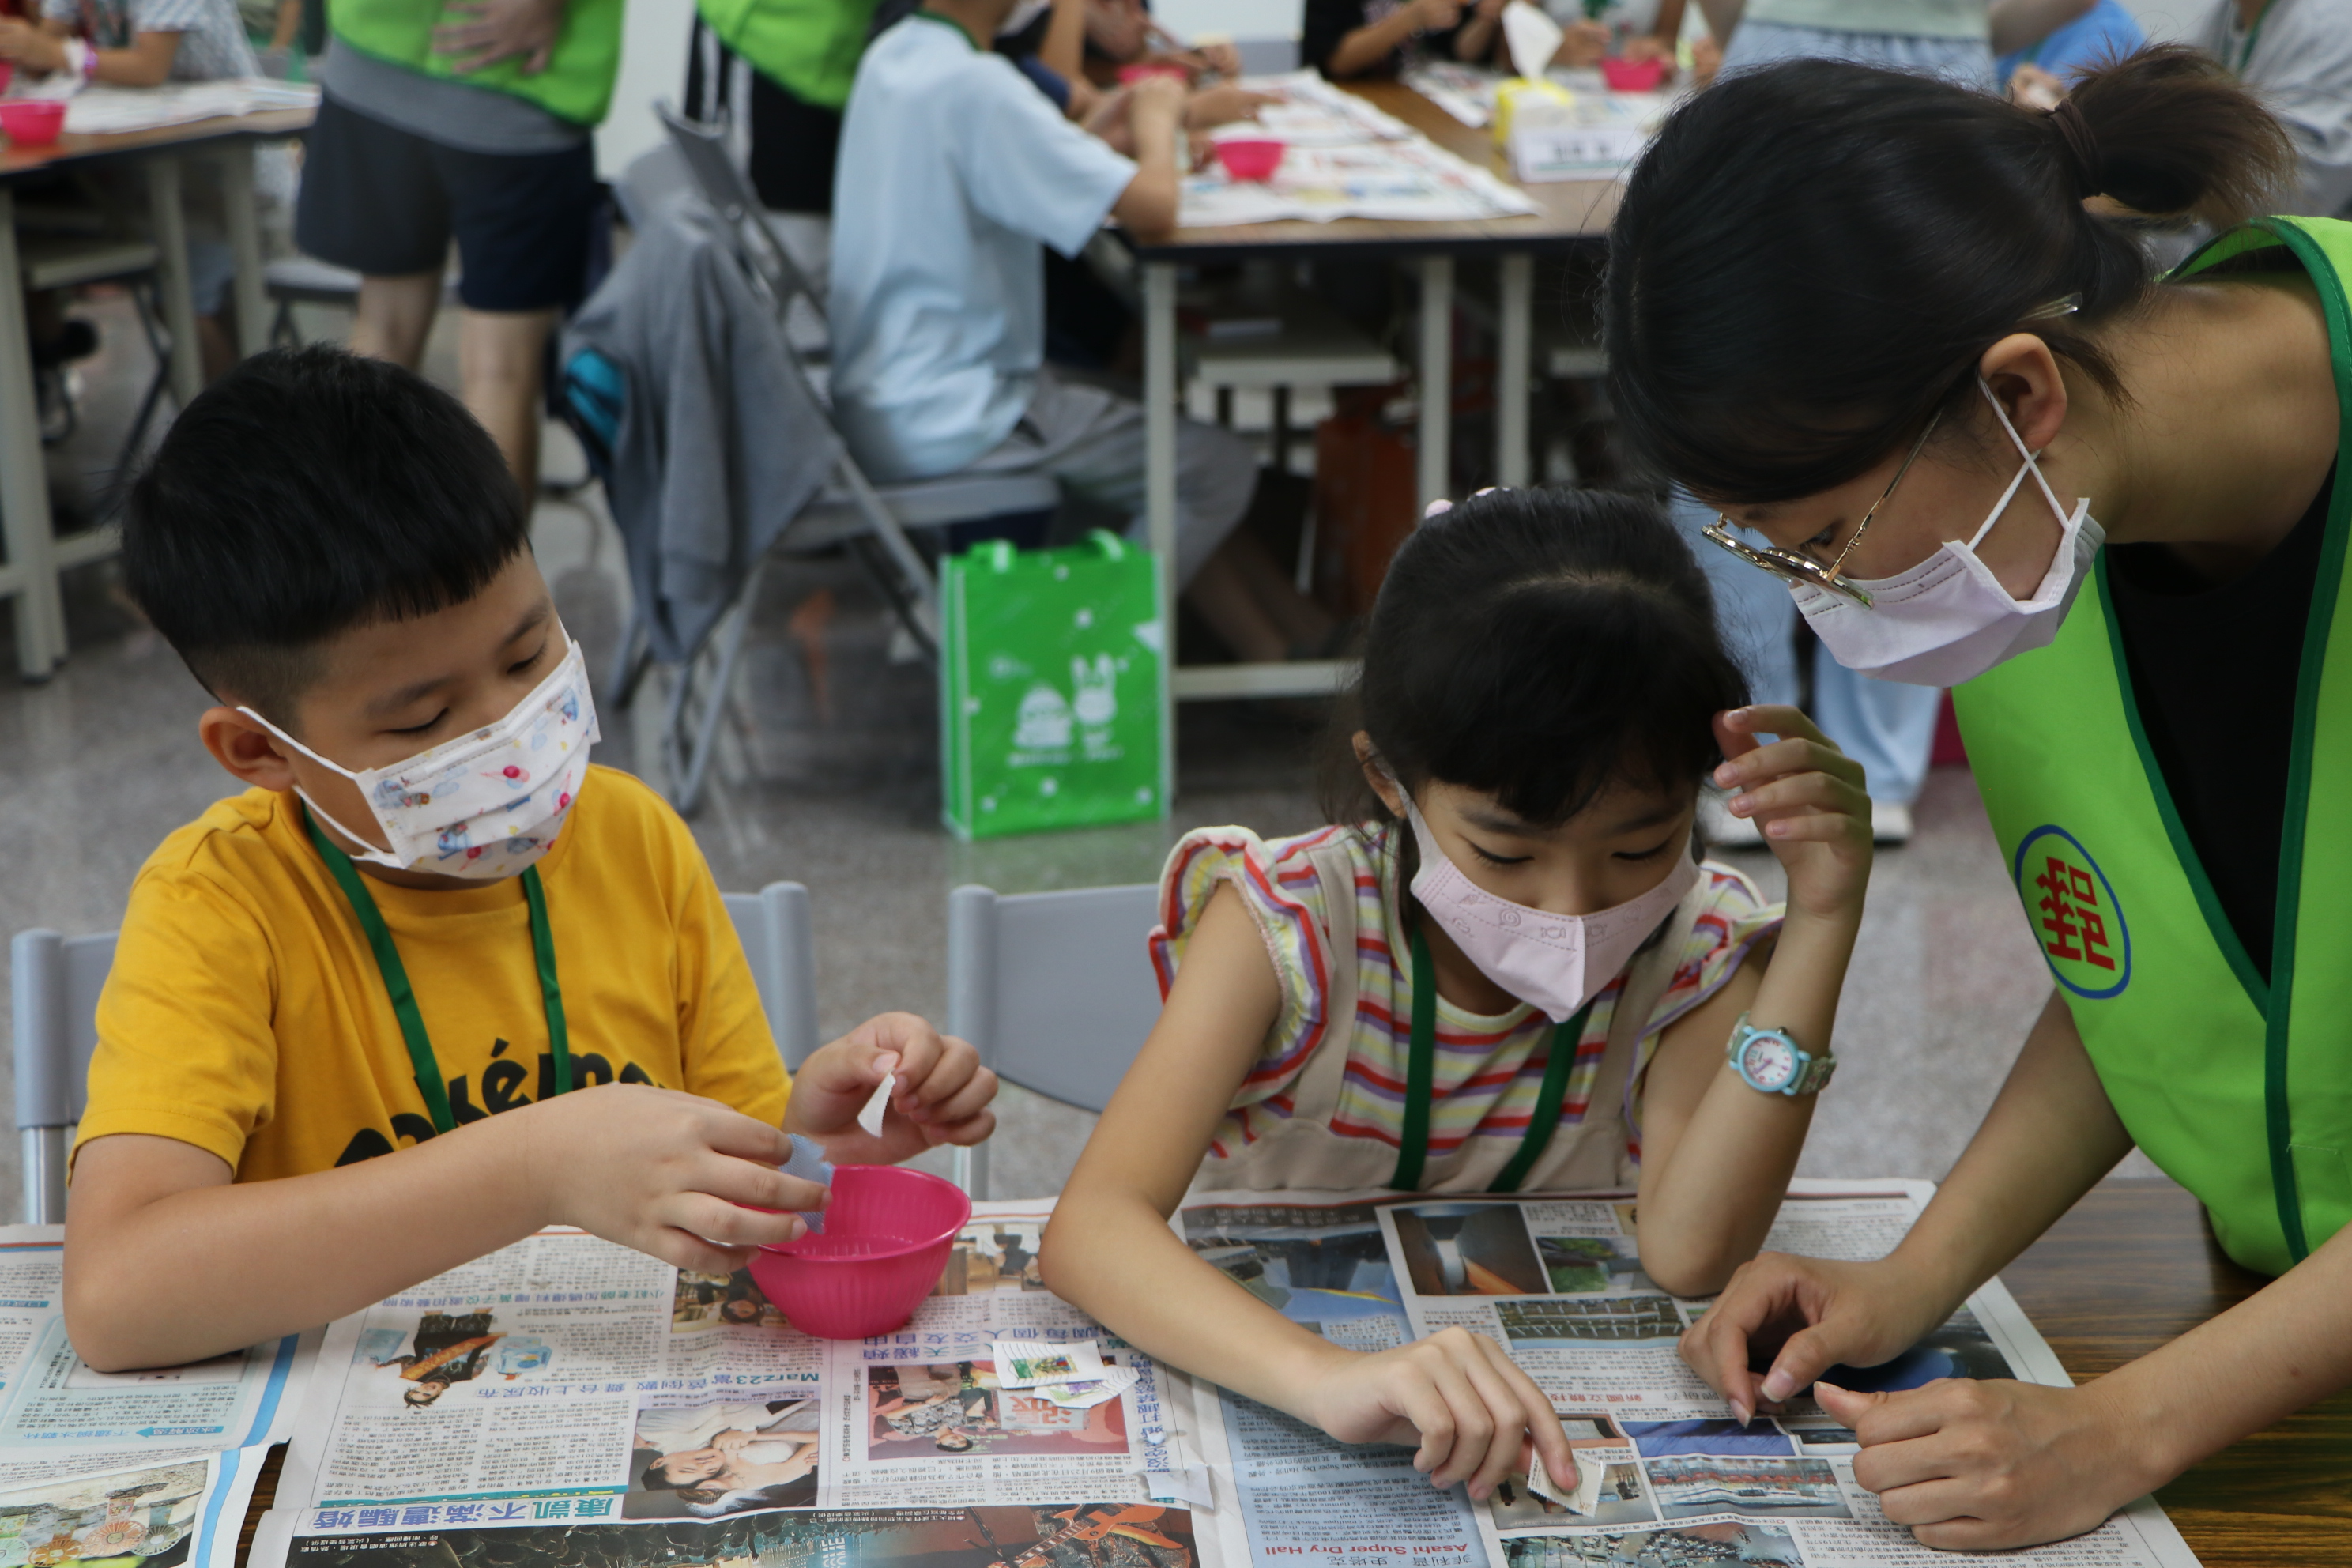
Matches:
[0,100,65,148]
[748,1165,971,1340]
[1600,56,1667,92]
[1215,138,1285,182]
[1118,62,1189,85]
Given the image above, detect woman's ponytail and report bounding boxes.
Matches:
[2067,43,2293,227]
[1605,47,2294,503]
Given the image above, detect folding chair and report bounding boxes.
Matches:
[944,883,1164,1198]
[10,880,822,1223]
[16,234,179,489]
[589,108,1058,812]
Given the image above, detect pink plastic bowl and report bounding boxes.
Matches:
[1215,138,1285,182]
[1118,62,1189,85]
[1600,56,1667,92]
[748,1165,971,1340]
[0,100,65,148]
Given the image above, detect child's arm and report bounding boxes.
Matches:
[1325,0,1460,79]
[1106,74,1186,239]
[1629,705,1871,1304]
[2,17,183,85]
[65,1013,983,1372]
[1042,886,1577,1503]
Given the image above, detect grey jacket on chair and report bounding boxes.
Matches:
[563,198,837,665]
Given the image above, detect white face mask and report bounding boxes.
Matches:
[1402,797,1701,1022]
[245,639,601,880]
[1792,379,2104,688]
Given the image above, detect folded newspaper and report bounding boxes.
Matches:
[223,1181,2200,1568]
[0,1226,317,1568]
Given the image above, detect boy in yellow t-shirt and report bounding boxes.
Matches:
[65,347,998,1371]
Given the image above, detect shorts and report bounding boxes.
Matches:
[295,93,598,313]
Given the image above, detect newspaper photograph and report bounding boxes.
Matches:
[0,1445,277,1568]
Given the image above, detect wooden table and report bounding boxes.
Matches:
[0,105,313,680]
[2005,1178,2352,1563]
[1122,81,1621,711]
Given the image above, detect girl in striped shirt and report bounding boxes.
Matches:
[1042,487,1874,1499]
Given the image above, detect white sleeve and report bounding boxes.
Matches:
[951,58,1143,258]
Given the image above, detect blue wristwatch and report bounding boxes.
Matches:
[1725,1012,1836,1096]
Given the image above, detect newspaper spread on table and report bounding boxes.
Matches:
[1181,72,1538,228]
[36,80,320,135]
[0,1227,316,1568]
[237,1182,2199,1568]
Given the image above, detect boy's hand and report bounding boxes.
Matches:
[520,1084,824,1275]
[1712,705,1873,924]
[1298,1328,1574,1502]
[787,1013,998,1164]
[1127,73,1188,134]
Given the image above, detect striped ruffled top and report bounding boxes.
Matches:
[1150,823,1781,1176]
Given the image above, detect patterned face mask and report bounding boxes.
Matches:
[245,639,601,880]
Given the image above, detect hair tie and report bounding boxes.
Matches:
[2045,97,2102,199]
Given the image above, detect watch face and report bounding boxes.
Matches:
[1740,1033,1798,1091]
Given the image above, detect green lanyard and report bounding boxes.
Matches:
[1389,925,1597,1194]
[305,812,574,1135]
[2230,0,2275,74]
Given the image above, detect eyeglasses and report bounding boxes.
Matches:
[1700,409,1943,609]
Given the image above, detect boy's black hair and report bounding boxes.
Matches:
[1321,488,1747,830]
[120,345,528,729]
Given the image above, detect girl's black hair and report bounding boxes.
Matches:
[1321,488,1747,829]
[1604,46,2294,503]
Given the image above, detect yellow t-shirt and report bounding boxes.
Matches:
[78,766,792,1180]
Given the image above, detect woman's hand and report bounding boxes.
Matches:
[786,1012,999,1162]
[1296,1328,1575,1501]
[1712,705,1872,924]
[1679,1252,1954,1423]
[1820,1377,2158,1549]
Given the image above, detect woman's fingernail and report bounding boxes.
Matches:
[1730,1397,1751,1426]
[1728,795,1751,816]
[1762,1371,1796,1402]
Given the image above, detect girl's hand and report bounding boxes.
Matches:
[1712,705,1872,922]
[1822,1378,2157,1549]
[1679,1251,1950,1423]
[1298,1328,1576,1501]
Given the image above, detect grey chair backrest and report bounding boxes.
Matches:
[655,100,821,323]
[9,880,821,1223]
[945,883,1164,1198]
[13,929,115,1226]
[722,880,822,1070]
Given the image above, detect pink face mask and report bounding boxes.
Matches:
[1402,796,1700,1021]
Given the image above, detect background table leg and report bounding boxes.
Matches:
[145,156,203,411]
[0,190,64,680]
[1498,252,1532,488]
[1144,260,1178,808]
[220,146,270,362]
[1417,254,1453,508]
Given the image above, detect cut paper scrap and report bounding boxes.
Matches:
[1525,1447,1615,1515]
[1036,1366,1140,1409]
[1500,1,1566,77]
[991,1338,1107,1389]
[858,1072,895,1137]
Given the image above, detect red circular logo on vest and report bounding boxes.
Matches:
[2012,825,2131,1000]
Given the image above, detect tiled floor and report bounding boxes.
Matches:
[0,298,2158,1223]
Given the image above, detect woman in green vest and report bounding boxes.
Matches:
[1604,46,2344,1549]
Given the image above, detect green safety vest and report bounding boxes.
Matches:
[695,0,878,112]
[331,0,624,127]
[1955,214,2352,1278]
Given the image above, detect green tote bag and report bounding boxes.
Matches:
[940,531,1170,840]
